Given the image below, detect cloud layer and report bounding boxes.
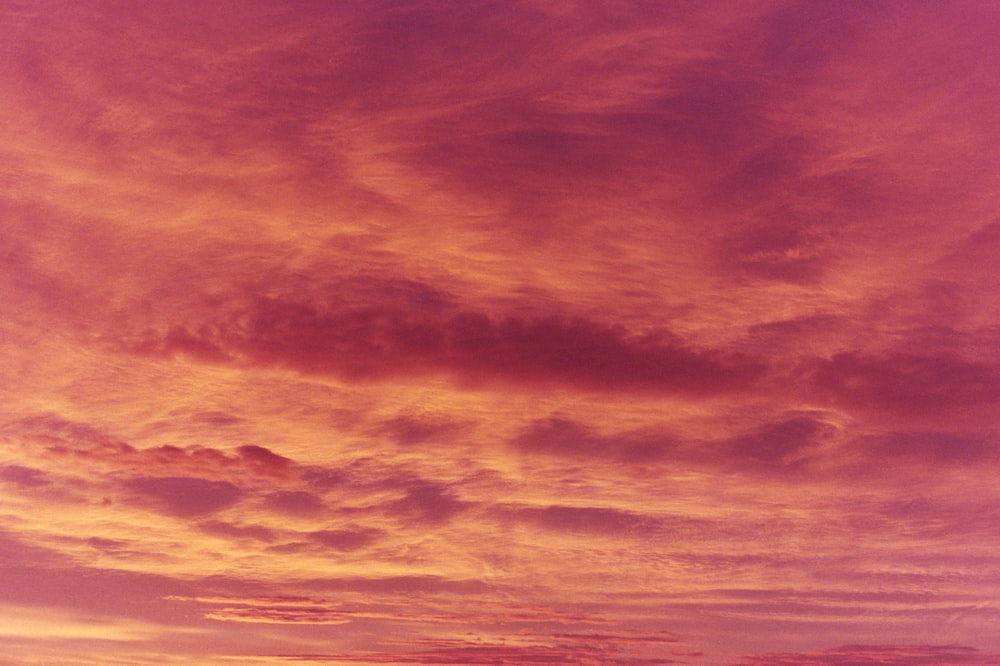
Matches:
[2,1,999,664]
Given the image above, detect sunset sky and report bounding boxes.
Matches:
[2,1,1000,664]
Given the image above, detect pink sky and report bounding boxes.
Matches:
[2,1,1000,664]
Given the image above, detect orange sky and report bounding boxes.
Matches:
[2,2,1000,664]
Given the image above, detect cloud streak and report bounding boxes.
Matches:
[122,297,766,396]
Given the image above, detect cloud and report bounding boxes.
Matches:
[0,559,194,625]
[716,217,831,284]
[859,430,1000,466]
[871,497,1000,540]
[300,467,346,490]
[0,529,72,570]
[374,414,469,446]
[265,633,684,664]
[122,298,766,396]
[122,476,243,518]
[299,575,491,596]
[718,416,837,469]
[383,481,466,526]
[185,409,245,427]
[734,644,1000,666]
[308,528,382,552]
[191,595,355,625]
[6,413,106,440]
[4,1,1000,664]
[13,412,295,482]
[181,594,624,627]
[505,504,662,537]
[84,536,129,553]
[199,520,277,543]
[152,324,231,363]
[946,220,1000,276]
[511,413,838,472]
[809,352,1000,416]
[237,445,294,478]
[511,417,676,463]
[0,464,50,489]
[262,490,326,517]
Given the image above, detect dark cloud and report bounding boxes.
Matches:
[11,412,297,484]
[513,414,838,472]
[719,416,837,469]
[951,219,1000,269]
[870,497,1000,540]
[302,574,490,596]
[159,324,232,363]
[508,504,661,537]
[377,0,891,246]
[263,490,326,517]
[128,324,232,363]
[205,604,351,625]
[0,529,71,568]
[123,476,243,518]
[512,417,606,457]
[85,536,129,552]
[734,644,1000,666]
[123,299,765,396]
[711,136,811,209]
[397,64,778,246]
[187,409,245,426]
[716,218,831,284]
[237,445,294,478]
[860,430,999,466]
[199,519,277,543]
[8,413,123,446]
[741,315,850,359]
[809,352,1000,415]
[0,560,195,626]
[512,417,675,463]
[0,568,190,630]
[271,635,683,664]
[308,528,382,552]
[301,467,346,490]
[0,463,50,488]
[384,481,465,526]
[267,541,311,555]
[374,415,468,446]
[143,444,231,469]
[71,535,164,562]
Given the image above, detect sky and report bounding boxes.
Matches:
[1,1,999,664]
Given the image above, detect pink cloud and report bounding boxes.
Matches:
[4,1,1000,664]
[734,644,1000,666]
[383,481,466,526]
[809,352,1000,415]
[122,476,243,518]
[117,297,767,395]
[308,528,382,552]
[0,464,50,489]
[199,520,277,543]
[267,634,684,665]
[262,490,327,518]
